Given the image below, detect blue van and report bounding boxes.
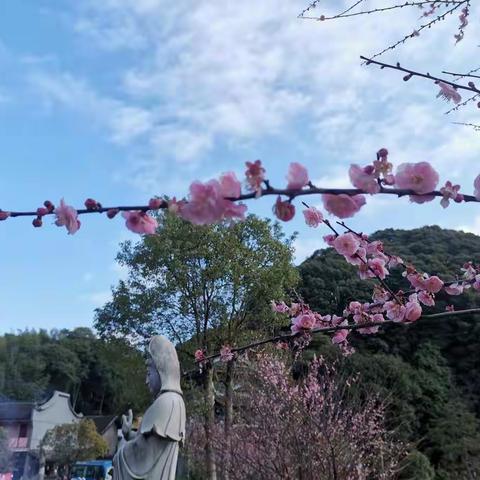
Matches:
[70,460,113,480]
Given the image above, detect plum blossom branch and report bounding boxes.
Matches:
[452,122,480,131]
[299,0,462,21]
[193,307,480,367]
[367,1,468,59]
[444,93,480,114]
[3,149,480,235]
[361,56,480,96]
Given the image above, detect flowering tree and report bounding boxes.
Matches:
[299,0,476,127]
[187,354,405,480]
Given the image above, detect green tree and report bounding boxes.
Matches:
[0,329,149,416]
[41,419,108,474]
[298,226,480,479]
[94,213,299,480]
[0,428,12,473]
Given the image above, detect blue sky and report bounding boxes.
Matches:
[1,0,479,333]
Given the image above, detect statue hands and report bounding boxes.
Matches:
[122,409,133,439]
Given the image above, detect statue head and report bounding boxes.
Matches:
[146,335,182,396]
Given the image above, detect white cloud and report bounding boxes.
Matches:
[456,216,480,236]
[26,0,480,196]
[293,236,325,264]
[81,290,112,307]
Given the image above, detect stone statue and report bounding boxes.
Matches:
[113,335,186,480]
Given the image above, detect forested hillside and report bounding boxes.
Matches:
[2,226,480,478]
[299,226,480,478]
[0,328,149,415]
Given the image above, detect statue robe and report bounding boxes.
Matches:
[113,391,186,480]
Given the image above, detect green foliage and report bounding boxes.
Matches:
[95,213,299,354]
[0,428,12,473]
[399,450,435,480]
[0,329,149,415]
[41,419,107,466]
[299,226,480,479]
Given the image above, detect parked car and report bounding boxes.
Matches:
[70,461,113,480]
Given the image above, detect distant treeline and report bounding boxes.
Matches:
[0,328,150,415]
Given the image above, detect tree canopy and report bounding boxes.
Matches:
[95,212,299,354]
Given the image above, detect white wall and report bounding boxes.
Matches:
[30,392,82,450]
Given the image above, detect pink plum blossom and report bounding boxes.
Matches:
[461,262,476,280]
[407,273,427,291]
[332,320,349,344]
[167,197,186,215]
[439,181,462,208]
[424,276,444,293]
[220,172,242,198]
[357,313,384,335]
[0,211,10,221]
[349,164,381,194]
[409,194,436,204]
[395,162,439,195]
[474,175,480,200]
[273,197,295,221]
[436,81,462,104]
[286,163,309,189]
[333,233,360,257]
[322,194,366,219]
[445,283,464,295]
[220,345,234,362]
[271,300,290,313]
[303,207,323,227]
[291,312,316,333]
[180,180,226,225]
[384,300,406,322]
[368,258,389,279]
[418,290,435,306]
[54,199,80,235]
[195,349,206,363]
[373,287,391,303]
[148,197,163,210]
[245,160,265,197]
[344,247,367,267]
[323,234,336,246]
[180,175,247,225]
[405,294,422,322]
[122,211,158,235]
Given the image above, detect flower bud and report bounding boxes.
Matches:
[107,208,119,219]
[0,211,10,221]
[32,217,42,228]
[43,200,54,212]
[148,198,163,209]
[84,198,98,210]
[377,148,388,160]
[36,207,48,216]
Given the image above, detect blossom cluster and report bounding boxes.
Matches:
[1,149,480,236]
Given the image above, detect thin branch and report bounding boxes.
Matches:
[300,1,460,21]
[452,122,480,131]
[361,56,480,95]
[188,308,480,369]
[444,93,479,114]
[368,1,467,60]
[443,71,480,80]
[3,183,480,222]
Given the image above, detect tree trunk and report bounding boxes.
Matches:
[223,360,234,480]
[37,448,46,480]
[204,364,217,480]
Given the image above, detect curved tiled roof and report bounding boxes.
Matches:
[0,402,33,422]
